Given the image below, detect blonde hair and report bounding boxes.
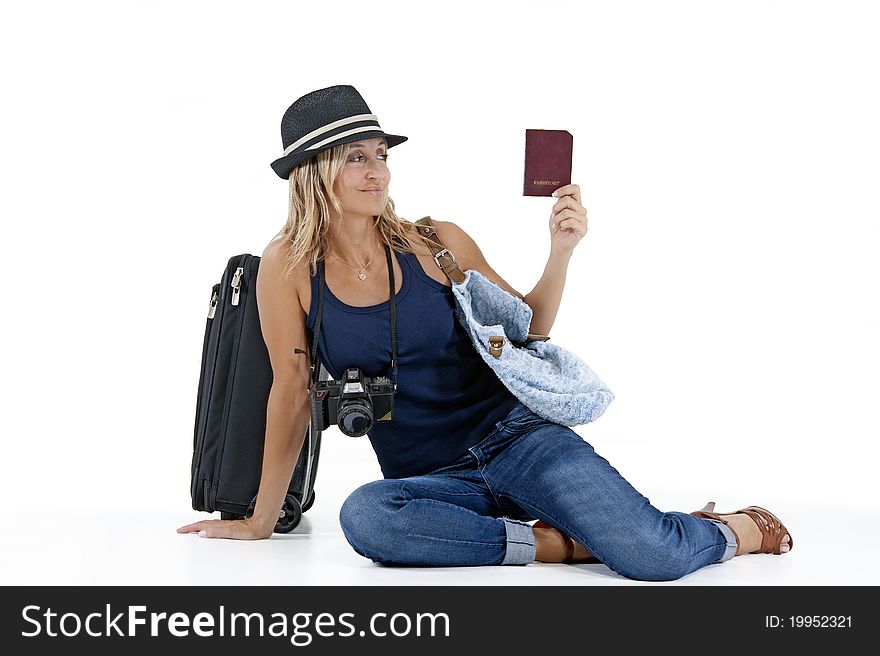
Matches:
[270,141,422,278]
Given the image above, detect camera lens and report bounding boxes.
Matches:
[337,400,373,437]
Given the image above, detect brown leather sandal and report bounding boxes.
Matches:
[533,520,601,563]
[690,501,794,555]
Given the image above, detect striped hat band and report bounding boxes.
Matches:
[281,113,382,158]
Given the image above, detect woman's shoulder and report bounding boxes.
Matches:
[261,238,311,274]
[260,238,313,314]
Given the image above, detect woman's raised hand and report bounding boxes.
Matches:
[176,516,274,540]
[548,183,589,256]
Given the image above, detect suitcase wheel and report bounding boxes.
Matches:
[243,494,302,534]
[274,494,303,534]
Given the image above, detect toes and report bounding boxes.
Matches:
[780,533,791,553]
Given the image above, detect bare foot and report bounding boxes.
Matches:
[720,512,792,556]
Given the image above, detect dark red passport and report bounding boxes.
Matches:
[523,129,573,196]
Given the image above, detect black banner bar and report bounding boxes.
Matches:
[1,586,871,653]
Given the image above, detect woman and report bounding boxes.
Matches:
[177,85,792,580]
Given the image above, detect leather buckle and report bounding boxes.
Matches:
[433,247,455,270]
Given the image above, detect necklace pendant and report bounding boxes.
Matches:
[358,272,367,281]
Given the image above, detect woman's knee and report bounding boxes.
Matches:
[339,480,408,562]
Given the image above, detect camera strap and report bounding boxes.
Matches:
[310,245,398,391]
[309,259,324,387]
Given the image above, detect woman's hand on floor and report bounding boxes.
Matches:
[176,516,274,540]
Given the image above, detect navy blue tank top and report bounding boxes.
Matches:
[305,246,519,479]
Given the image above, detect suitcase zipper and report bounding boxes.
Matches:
[193,281,224,506]
[230,267,244,306]
[211,257,250,502]
[207,288,219,319]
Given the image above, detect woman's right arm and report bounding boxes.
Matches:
[177,243,314,540]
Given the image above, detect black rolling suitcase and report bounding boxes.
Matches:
[189,253,328,533]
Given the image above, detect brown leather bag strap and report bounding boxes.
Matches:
[412,216,551,349]
[413,216,467,285]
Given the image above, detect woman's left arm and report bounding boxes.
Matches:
[524,183,589,335]
[441,183,589,336]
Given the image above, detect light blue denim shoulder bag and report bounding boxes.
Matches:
[413,216,614,426]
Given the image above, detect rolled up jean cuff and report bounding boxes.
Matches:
[500,518,536,565]
[704,518,738,563]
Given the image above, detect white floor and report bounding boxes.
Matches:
[6,393,879,588]
[6,421,880,587]
[4,497,877,587]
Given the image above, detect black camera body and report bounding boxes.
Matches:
[309,367,395,437]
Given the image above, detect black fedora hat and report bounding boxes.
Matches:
[270,84,408,180]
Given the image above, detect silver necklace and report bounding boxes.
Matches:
[330,241,380,281]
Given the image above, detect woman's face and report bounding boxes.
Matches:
[332,137,390,218]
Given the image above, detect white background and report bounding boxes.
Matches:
[1,0,878,585]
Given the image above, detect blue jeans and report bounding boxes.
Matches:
[339,401,738,581]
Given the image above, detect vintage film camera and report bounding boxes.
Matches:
[309,367,395,437]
